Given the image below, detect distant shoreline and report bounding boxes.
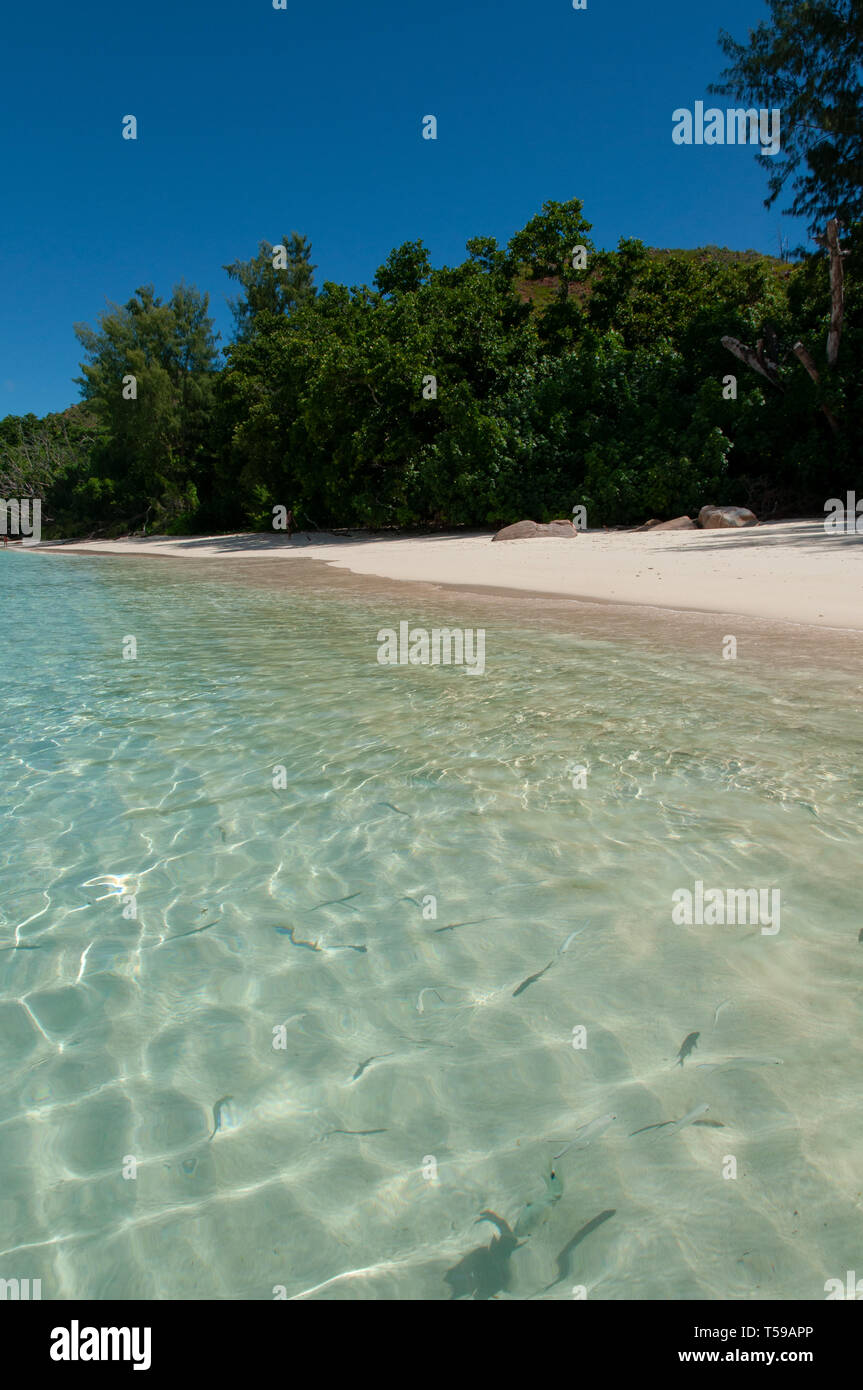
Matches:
[25,519,863,635]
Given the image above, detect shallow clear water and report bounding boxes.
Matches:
[1,550,862,1300]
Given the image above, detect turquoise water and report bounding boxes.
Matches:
[1,549,862,1300]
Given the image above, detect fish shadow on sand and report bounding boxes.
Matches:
[443,1212,522,1300]
[540,1209,617,1294]
[444,1206,617,1299]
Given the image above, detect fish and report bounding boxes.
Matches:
[275,926,322,951]
[309,893,362,912]
[551,1112,616,1161]
[629,1118,673,1136]
[512,960,555,997]
[541,1209,616,1293]
[321,1128,388,1140]
[443,1212,521,1300]
[858,928,863,944]
[667,1102,711,1134]
[432,919,497,934]
[514,1168,564,1237]
[558,926,588,954]
[712,999,733,1026]
[676,1031,700,1066]
[351,1053,394,1083]
[375,803,411,817]
[208,1095,234,1140]
[416,987,444,1014]
[695,1057,783,1072]
[159,919,221,944]
[630,1103,710,1138]
[275,926,365,954]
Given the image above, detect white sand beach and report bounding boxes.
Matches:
[31,518,863,633]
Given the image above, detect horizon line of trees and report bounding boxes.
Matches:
[1,0,860,538]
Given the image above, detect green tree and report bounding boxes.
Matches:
[74,282,219,530]
[504,198,595,350]
[224,232,316,338]
[711,0,863,230]
[374,241,432,296]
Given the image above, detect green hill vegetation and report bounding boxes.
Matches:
[1,201,859,538]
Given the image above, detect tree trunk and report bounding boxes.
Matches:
[814,218,848,369]
[792,341,841,435]
[720,335,783,388]
[721,221,848,436]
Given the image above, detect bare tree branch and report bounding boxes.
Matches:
[721,335,783,388]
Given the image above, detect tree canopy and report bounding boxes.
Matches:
[3,10,859,539]
[711,0,863,231]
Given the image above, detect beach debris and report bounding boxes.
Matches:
[443,1212,521,1300]
[541,1209,617,1293]
[630,1103,710,1137]
[512,960,555,997]
[208,1095,234,1141]
[514,1168,564,1237]
[551,1112,617,1161]
[350,1054,394,1083]
[676,1031,700,1066]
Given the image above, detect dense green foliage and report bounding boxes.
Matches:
[67,283,221,532]
[2,3,860,538]
[2,199,858,538]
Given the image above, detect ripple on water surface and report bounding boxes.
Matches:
[1,551,862,1299]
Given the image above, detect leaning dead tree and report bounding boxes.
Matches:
[721,218,849,436]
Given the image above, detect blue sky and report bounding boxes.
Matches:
[2,0,801,417]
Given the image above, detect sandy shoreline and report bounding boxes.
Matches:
[27,518,863,634]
